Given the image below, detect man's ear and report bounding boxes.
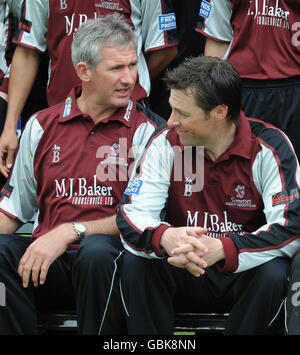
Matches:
[75,62,91,82]
[214,104,228,121]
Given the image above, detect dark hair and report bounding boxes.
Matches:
[164,56,242,124]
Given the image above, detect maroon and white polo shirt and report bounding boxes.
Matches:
[0,86,166,238]
[118,112,300,272]
[196,0,300,79]
[15,0,178,105]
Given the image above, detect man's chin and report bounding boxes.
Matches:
[113,94,132,108]
[178,136,189,146]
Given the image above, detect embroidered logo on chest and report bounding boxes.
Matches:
[225,185,256,208]
[60,0,68,10]
[184,177,194,197]
[52,144,61,163]
[100,143,128,166]
[95,1,124,12]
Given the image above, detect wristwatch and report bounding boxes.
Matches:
[72,222,87,243]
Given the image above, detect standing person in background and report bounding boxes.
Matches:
[0,0,48,180]
[0,0,20,102]
[0,0,178,178]
[196,0,300,160]
[0,14,166,335]
[0,0,21,187]
[149,0,206,119]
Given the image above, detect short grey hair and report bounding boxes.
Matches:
[71,13,137,69]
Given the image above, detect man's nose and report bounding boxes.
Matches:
[121,67,136,85]
[167,112,179,128]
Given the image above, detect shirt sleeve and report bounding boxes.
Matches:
[0,114,43,223]
[117,128,173,259]
[7,0,22,18]
[130,106,167,163]
[220,131,300,273]
[196,0,233,43]
[14,0,49,53]
[140,0,178,53]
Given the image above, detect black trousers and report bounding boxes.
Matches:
[285,250,300,334]
[122,251,290,334]
[0,233,125,334]
[242,76,300,160]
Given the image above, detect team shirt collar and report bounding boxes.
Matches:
[171,111,253,161]
[215,111,253,162]
[58,85,134,127]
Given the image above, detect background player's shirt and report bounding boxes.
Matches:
[0,0,21,82]
[15,0,178,105]
[197,0,300,79]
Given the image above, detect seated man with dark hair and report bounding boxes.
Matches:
[117,56,300,335]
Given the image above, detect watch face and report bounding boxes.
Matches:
[77,224,86,233]
[73,223,86,243]
[74,223,86,237]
